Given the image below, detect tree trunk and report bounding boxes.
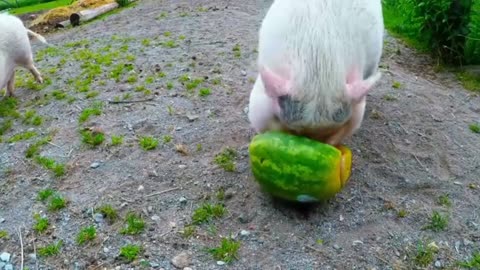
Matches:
[70,2,119,27]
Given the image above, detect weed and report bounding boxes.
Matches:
[81,130,105,147]
[438,194,452,207]
[179,35,186,40]
[35,156,65,177]
[23,110,43,126]
[127,74,138,84]
[120,244,141,262]
[196,143,202,151]
[211,77,221,85]
[181,225,196,238]
[79,102,103,123]
[163,31,171,37]
[158,71,166,78]
[457,71,480,92]
[0,119,13,136]
[199,88,211,97]
[232,44,241,58]
[0,97,19,118]
[25,136,52,158]
[7,131,37,143]
[95,204,118,223]
[383,94,397,101]
[139,136,158,150]
[141,38,151,46]
[179,12,188,17]
[111,135,124,146]
[162,40,178,48]
[0,230,7,239]
[38,240,62,257]
[163,135,172,143]
[167,105,174,115]
[145,76,155,84]
[414,241,436,267]
[392,81,402,89]
[37,188,55,202]
[85,91,99,99]
[192,203,226,225]
[216,188,225,201]
[166,81,174,90]
[423,211,448,232]
[214,148,237,172]
[397,209,408,218]
[120,212,145,235]
[157,11,168,19]
[208,237,241,263]
[76,225,96,245]
[33,214,49,233]
[470,123,480,134]
[458,252,480,268]
[47,195,67,211]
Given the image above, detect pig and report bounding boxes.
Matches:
[247,0,384,146]
[0,12,48,97]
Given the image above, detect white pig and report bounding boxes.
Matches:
[247,0,384,146]
[0,12,48,97]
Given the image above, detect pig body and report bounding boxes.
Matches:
[248,0,384,145]
[0,12,47,97]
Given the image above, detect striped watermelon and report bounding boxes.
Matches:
[248,131,352,203]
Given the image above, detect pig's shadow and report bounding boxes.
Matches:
[267,195,332,220]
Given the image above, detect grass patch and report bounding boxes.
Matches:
[414,241,437,267]
[397,209,408,218]
[0,230,8,239]
[110,135,124,146]
[0,97,19,118]
[81,129,105,147]
[181,225,196,239]
[208,237,241,263]
[120,212,145,235]
[76,225,96,245]
[9,0,71,15]
[78,102,103,123]
[232,44,241,58]
[37,188,55,202]
[139,136,158,150]
[458,252,480,268]
[37,240,63,257]
[47,194,67,211]
[0,119,13,136]
[95,204,118,224]
[119,244,141,262]
[199,88,211,97]
[423,211,448,232]
[192,203,226,225]
[35,156,65,177]
[163,135,172,143]
[470,123,480,134]
[166,81,174,90]
[457,71,480,92]
[51,90,67,100]
[25,136,52,158]
[7,131,37,143]
[23,110,43,126]
[438,194,452,207]
[214,148,237,172]
[33,214,49,234]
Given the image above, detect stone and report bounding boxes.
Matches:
[217,261,226,265]
[171,252,190,268]
[0,252,10,262]
[4,264,12,270]
[28,253,36,262]
[240,230,250,237]
[90,162,100,169]
[94,213,104,223]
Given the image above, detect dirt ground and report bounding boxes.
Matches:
[1,0,480,269]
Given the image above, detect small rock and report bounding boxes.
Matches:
[0,218,4,223]
[169,222,176,228]
[434,260,442,268]
[186,113,199,121]
[241,70,247,76]
[455,241,461,253]
[148,170,159,177]
[463,238,473,246]
[0,252,11,262]
[138,185,145,191]
[28,253,36,262]
[4,264,12,270]
[224,189,236,200]
[217,261,226,265]
[103,247,109,253]
[90,162,100,169]
[149,262,160,268]
[151,215,160,221]
[352,240,363,246]
[147,206,153,212]
[240,230,250,237]
[183,268,192,270]
[0,262,5,269]
[339,215,344,222]
[171,252,190,268]
[115,266,121,270]
[94,213,104,223]
[333,244,341,250]
[178,165,187,169]
[243,106,249,115]
[179,197,187,204]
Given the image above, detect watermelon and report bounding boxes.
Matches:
[248,131,352,203]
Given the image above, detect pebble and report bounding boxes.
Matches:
[186,113,199,121]
[217,261,226,265]
[94,213,104,223]
[463,238,473,246]
[241,70,247,76]
[4,264,12,270]
[183,268,192,270]
[0,252,10,262]
[352,240,363,246]
[178,165,187,169]
[151,215,160,221]
[28,253,37,262]
[171,252,190,268]
[103,247,109,253]
[138,185,145,191]
[148,170,159,177]
[179,197,187,204]
[224,189,236,200]
[0,262,4,269]
[333,244,341,250]
[0,218,4,223]
[90,162,100,169]
[243,106,249,115]
[434,260,442,268]
[240,230,250,237]
[455,241,461,252]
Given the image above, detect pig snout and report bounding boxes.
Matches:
[247,0,384,146]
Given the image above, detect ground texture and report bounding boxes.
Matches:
[1,0,480,269]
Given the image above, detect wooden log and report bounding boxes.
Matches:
[69,2,119,27]
[55,19,71,28]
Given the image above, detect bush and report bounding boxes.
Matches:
[115,0,129,7]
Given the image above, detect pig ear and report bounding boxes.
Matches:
[259,66,292,98]
[346,71,382,103]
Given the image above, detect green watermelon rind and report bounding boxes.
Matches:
[249,131,343,202]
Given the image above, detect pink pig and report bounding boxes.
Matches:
[247,0,384,146]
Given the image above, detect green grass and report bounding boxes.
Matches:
[458,252,480,268]
[423,211,448,232]
[8,0,71,15]
[0,97,19,118]
[37,188,55,202]
[33,214,49,234]
[163,135,172,143]
[208,237,241,263]
[457,71,480,92]
[214,148,237,172]
[414,241,436,267]
[438,194,452,207]
[76,225,96,245]
[181,225,196,239]
[35,156,65,177]
[397,209,408,218]
[25,136,52,158]
[0,119,13,136]
[7,131,37,143]
[119,244,141,262]
[0,230,8,239]
[470,123,480,134]
[23,110,43,126]
[120,212,145,235]
[110,135,124,146]
[232,44,241,58]
[81,130,105,146]
[166,81,174,90]
[78,102,103,123]
[192,203,226,225]
[47,194,67,211]
[95,204,118,224]
[37,240,62,257]
[139,136,158,150]
[199,88,211,97]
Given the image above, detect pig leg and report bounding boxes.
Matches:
[248,75,281,133]
[326,97,367,146]
[6,70,15,97]
[26,61,43,84]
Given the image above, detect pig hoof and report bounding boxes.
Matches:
[37,77,44,84]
